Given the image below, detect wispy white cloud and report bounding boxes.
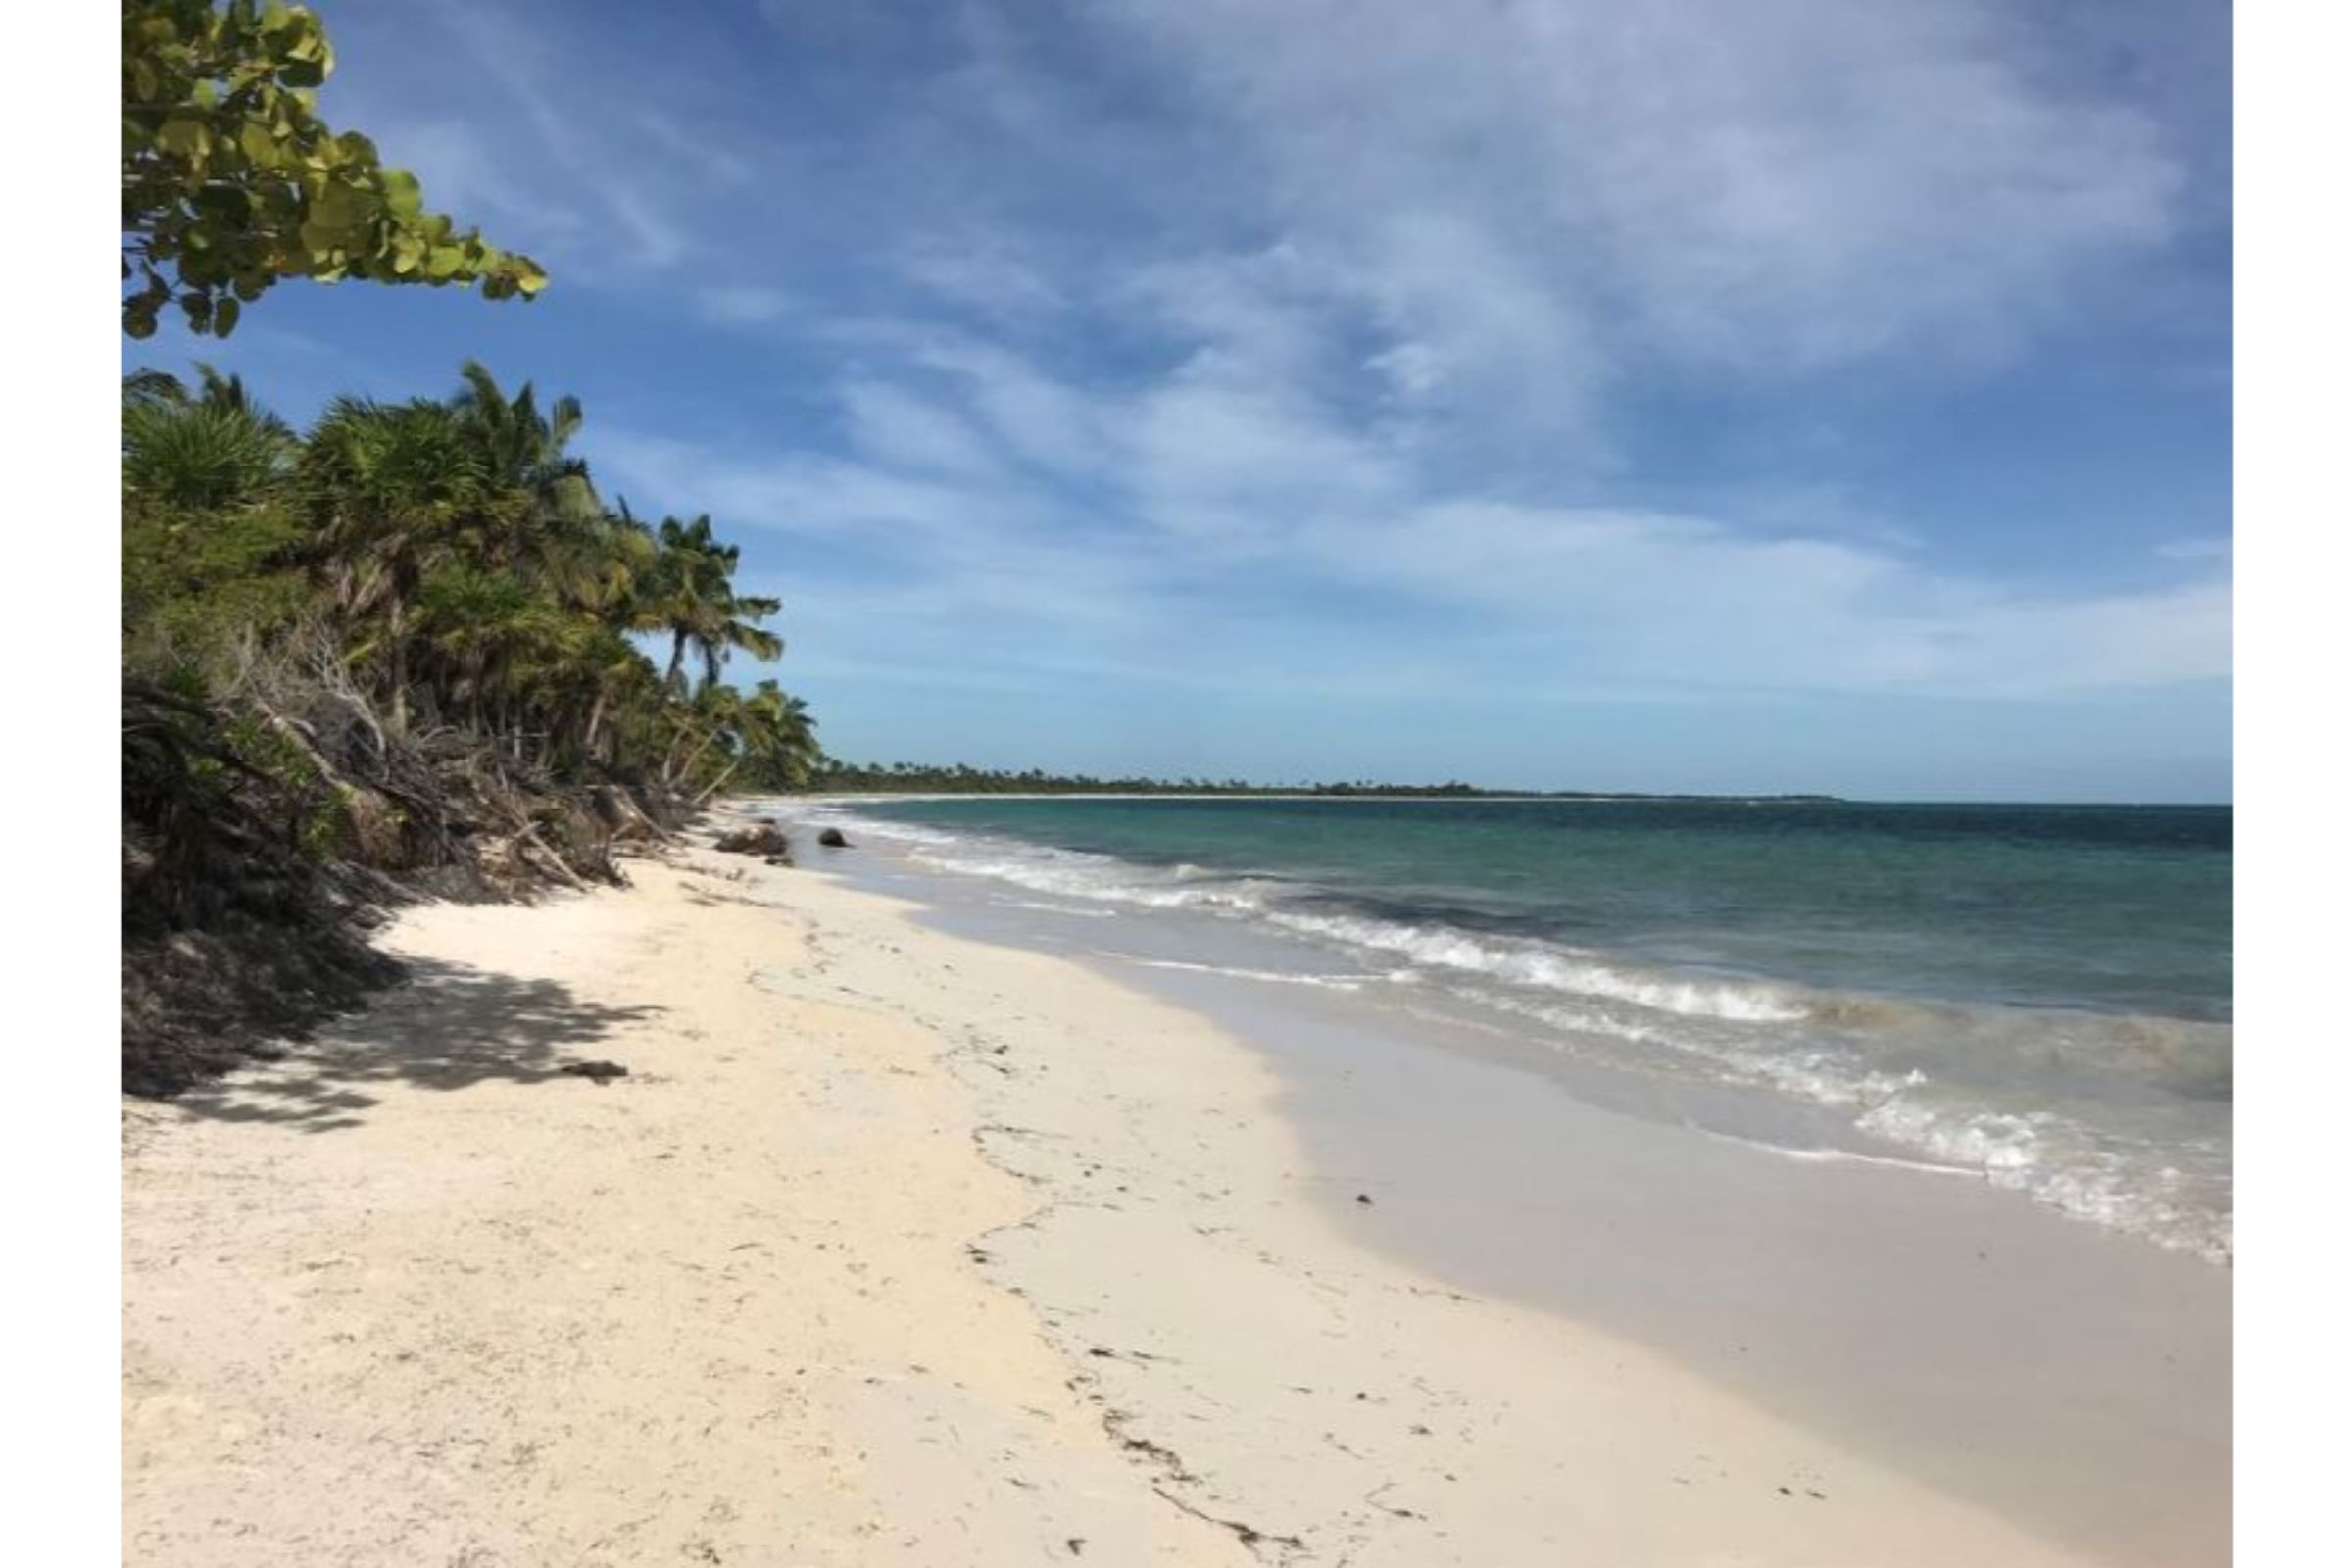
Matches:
[839,379,1008,478]
[1310,500,2231,696]
[908,338,1115,479]
[694,286,796,326]
[333,0,2226,781]
[635,109,758,188]
[336,0,710,275]
[1101,0,2182,407]
[589,336,2231,704]
[898,232,1069,317]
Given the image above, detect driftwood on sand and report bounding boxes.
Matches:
[122,634,695,1096]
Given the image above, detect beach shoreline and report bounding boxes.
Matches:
[122,825,2222,1565]
[782,799,2230,1564]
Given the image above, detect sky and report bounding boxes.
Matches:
[133,0,2233,800]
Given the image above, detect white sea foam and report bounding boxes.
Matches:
[1260,909,1809,1022]
[1473,987,1924,1108]
[1104,956,1377,991]
[1684,1126,1985,1178]
[780,803,2233,1263]
[999,899,1120,918]
[906,835,1810,1025]
[1855,1096,2232,1264]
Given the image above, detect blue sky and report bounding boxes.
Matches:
[132,0,2232,800]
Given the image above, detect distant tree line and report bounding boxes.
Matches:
[799,761,1490,796]
[796,760,1839,802]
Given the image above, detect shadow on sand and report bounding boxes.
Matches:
[162,956,664,1133]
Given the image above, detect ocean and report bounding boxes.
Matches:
[790,795,2232,1263]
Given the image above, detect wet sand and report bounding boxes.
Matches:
[809,811,2232,1567]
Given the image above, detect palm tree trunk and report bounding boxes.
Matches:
[675,730,723,782]
[387,599,410,736]
[666,630,688,689]
[695,760,742,805]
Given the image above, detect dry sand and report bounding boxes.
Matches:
[123,830,2124,1566]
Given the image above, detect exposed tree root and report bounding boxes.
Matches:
[122,648,695,1096]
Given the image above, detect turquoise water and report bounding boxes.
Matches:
[806,796,2233,1260]
[842,798,2230,1019]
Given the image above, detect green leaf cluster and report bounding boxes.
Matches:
[122,1,549,339]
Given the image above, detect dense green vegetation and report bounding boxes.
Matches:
[122,1,546,338]
[122,360,817,1086]
[124,361,816,793]
[118,2,823,1089]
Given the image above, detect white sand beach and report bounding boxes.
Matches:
[122,828,2202,1566]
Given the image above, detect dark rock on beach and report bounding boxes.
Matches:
[713,823,791,859]
[818,827,852,848]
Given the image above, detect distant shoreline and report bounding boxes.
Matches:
[788,783,1847,804]
[795,760,1849,802]
[779,786,2230,809]
[795,790,1841,804]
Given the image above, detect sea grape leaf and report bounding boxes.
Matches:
[122,1,551,338]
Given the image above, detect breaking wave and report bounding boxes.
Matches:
[781,802,2231,1263]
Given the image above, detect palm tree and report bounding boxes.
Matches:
[191,364,293,439]
[648,514,783,692]
[300,397,506,733]
[650,514,719,688]
[550,500,661,638]
[666,678,818,797]
[737,681,818,789]
[412,563,546,733]
[569,627,661,771]
[122,367,191,411]
[700,586,783,689]
[122,371,295,514]
[449,360,601,544]
[662,681,738,788]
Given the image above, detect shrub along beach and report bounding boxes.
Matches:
[122,360,818,1091]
